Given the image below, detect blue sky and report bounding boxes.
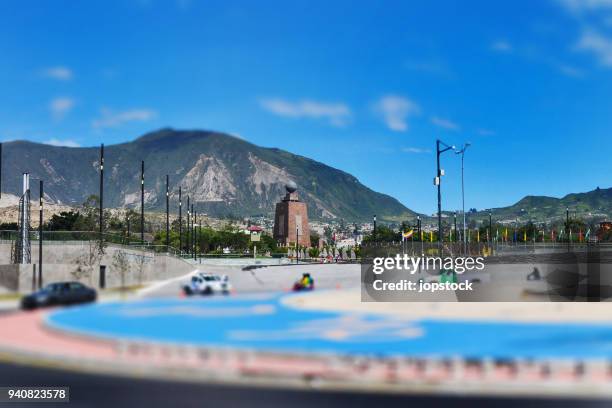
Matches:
[0,0,610,214]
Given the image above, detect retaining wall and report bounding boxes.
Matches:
[0,242,194,293]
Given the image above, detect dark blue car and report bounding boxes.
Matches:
[21,281,97,310]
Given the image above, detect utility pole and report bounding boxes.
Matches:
[455,143,471,254]
[489,211,492,247]
[126,212,130,243]
[436,139,455,250]
[0,143,3,199]
[178,187,182,254]
[453,212,457,243]
[38,180,43,289]
[166,175,170,251]
[566,207,570,252]
[187,196,190,254]
[373,215,377,240]
[198,217,202,260]
[192,204,195,260]
[18,173,31,264]
[99,144,104,239]
[140,160,145,244]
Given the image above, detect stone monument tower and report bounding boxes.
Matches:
[273,181,310,247]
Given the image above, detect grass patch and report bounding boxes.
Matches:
[102,284,146,294]
[0,293,21,301]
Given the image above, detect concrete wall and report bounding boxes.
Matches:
[0,242,194,293]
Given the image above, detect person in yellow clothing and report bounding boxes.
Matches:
[294,273,315,291]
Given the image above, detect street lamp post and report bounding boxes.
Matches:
[455,143,471,254]
[178,187,182,255]
[373,215,377,241]
[566,207,570,252]
[489,210,492,249]
[99,144,104,239]
[435,139,455,250]
[140,160,144,244]
[453,212,457,244]
[165,175,169,251]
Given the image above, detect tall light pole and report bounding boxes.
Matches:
[178,187,182,255]
[140,160,144,243]
[373,215,377,240]
[566,207,570,252]
[453,212,457,243]
[435,139,455,249]
[0,142,2,199]
[38,180,43,289]
[187,196,190,254]
[455,142,471,253]
[165,175,169,251]
[99,144,104,239]
[489,210,493,247]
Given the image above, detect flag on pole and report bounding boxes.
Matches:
[585,228,591,241]
[421,230,424,241]
[477,229,480,243]
[523,230,527,242]
[551,229,555,241]
[579,229,583,243]
[430,231,433,242]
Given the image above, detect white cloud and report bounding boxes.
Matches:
[49,97,75,120]
[431,116,460,131]
[44,138,80,147]
[373,95,420,132]
[42,66,73,81]
[558,0,612,13]
[92,108,157,128]
[402,147,431,154]
[491,40,513,53]
[576,30,612,66]
[260,98,351,127]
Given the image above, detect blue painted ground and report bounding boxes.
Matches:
[46,293,612,360]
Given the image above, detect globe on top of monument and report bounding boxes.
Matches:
[285,181,298,193]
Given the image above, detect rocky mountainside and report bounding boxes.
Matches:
[0,128,416,221]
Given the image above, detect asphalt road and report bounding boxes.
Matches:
[1,361,611,408]
[140,263,361,298]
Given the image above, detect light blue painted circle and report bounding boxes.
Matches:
[46,294,612,360]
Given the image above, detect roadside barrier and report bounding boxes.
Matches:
[110,338,612,388]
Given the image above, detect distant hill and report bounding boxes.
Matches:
[0,128,416,222]
[477,187,612,223]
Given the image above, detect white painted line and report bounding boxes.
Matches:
[136,269,199,297]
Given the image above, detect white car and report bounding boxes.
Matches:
[182,272,232,296]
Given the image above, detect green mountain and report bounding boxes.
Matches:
[0,128,415,221]
[477,187,612,223]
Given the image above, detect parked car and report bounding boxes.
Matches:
[182,272,231,296]
[21,281,97,310]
